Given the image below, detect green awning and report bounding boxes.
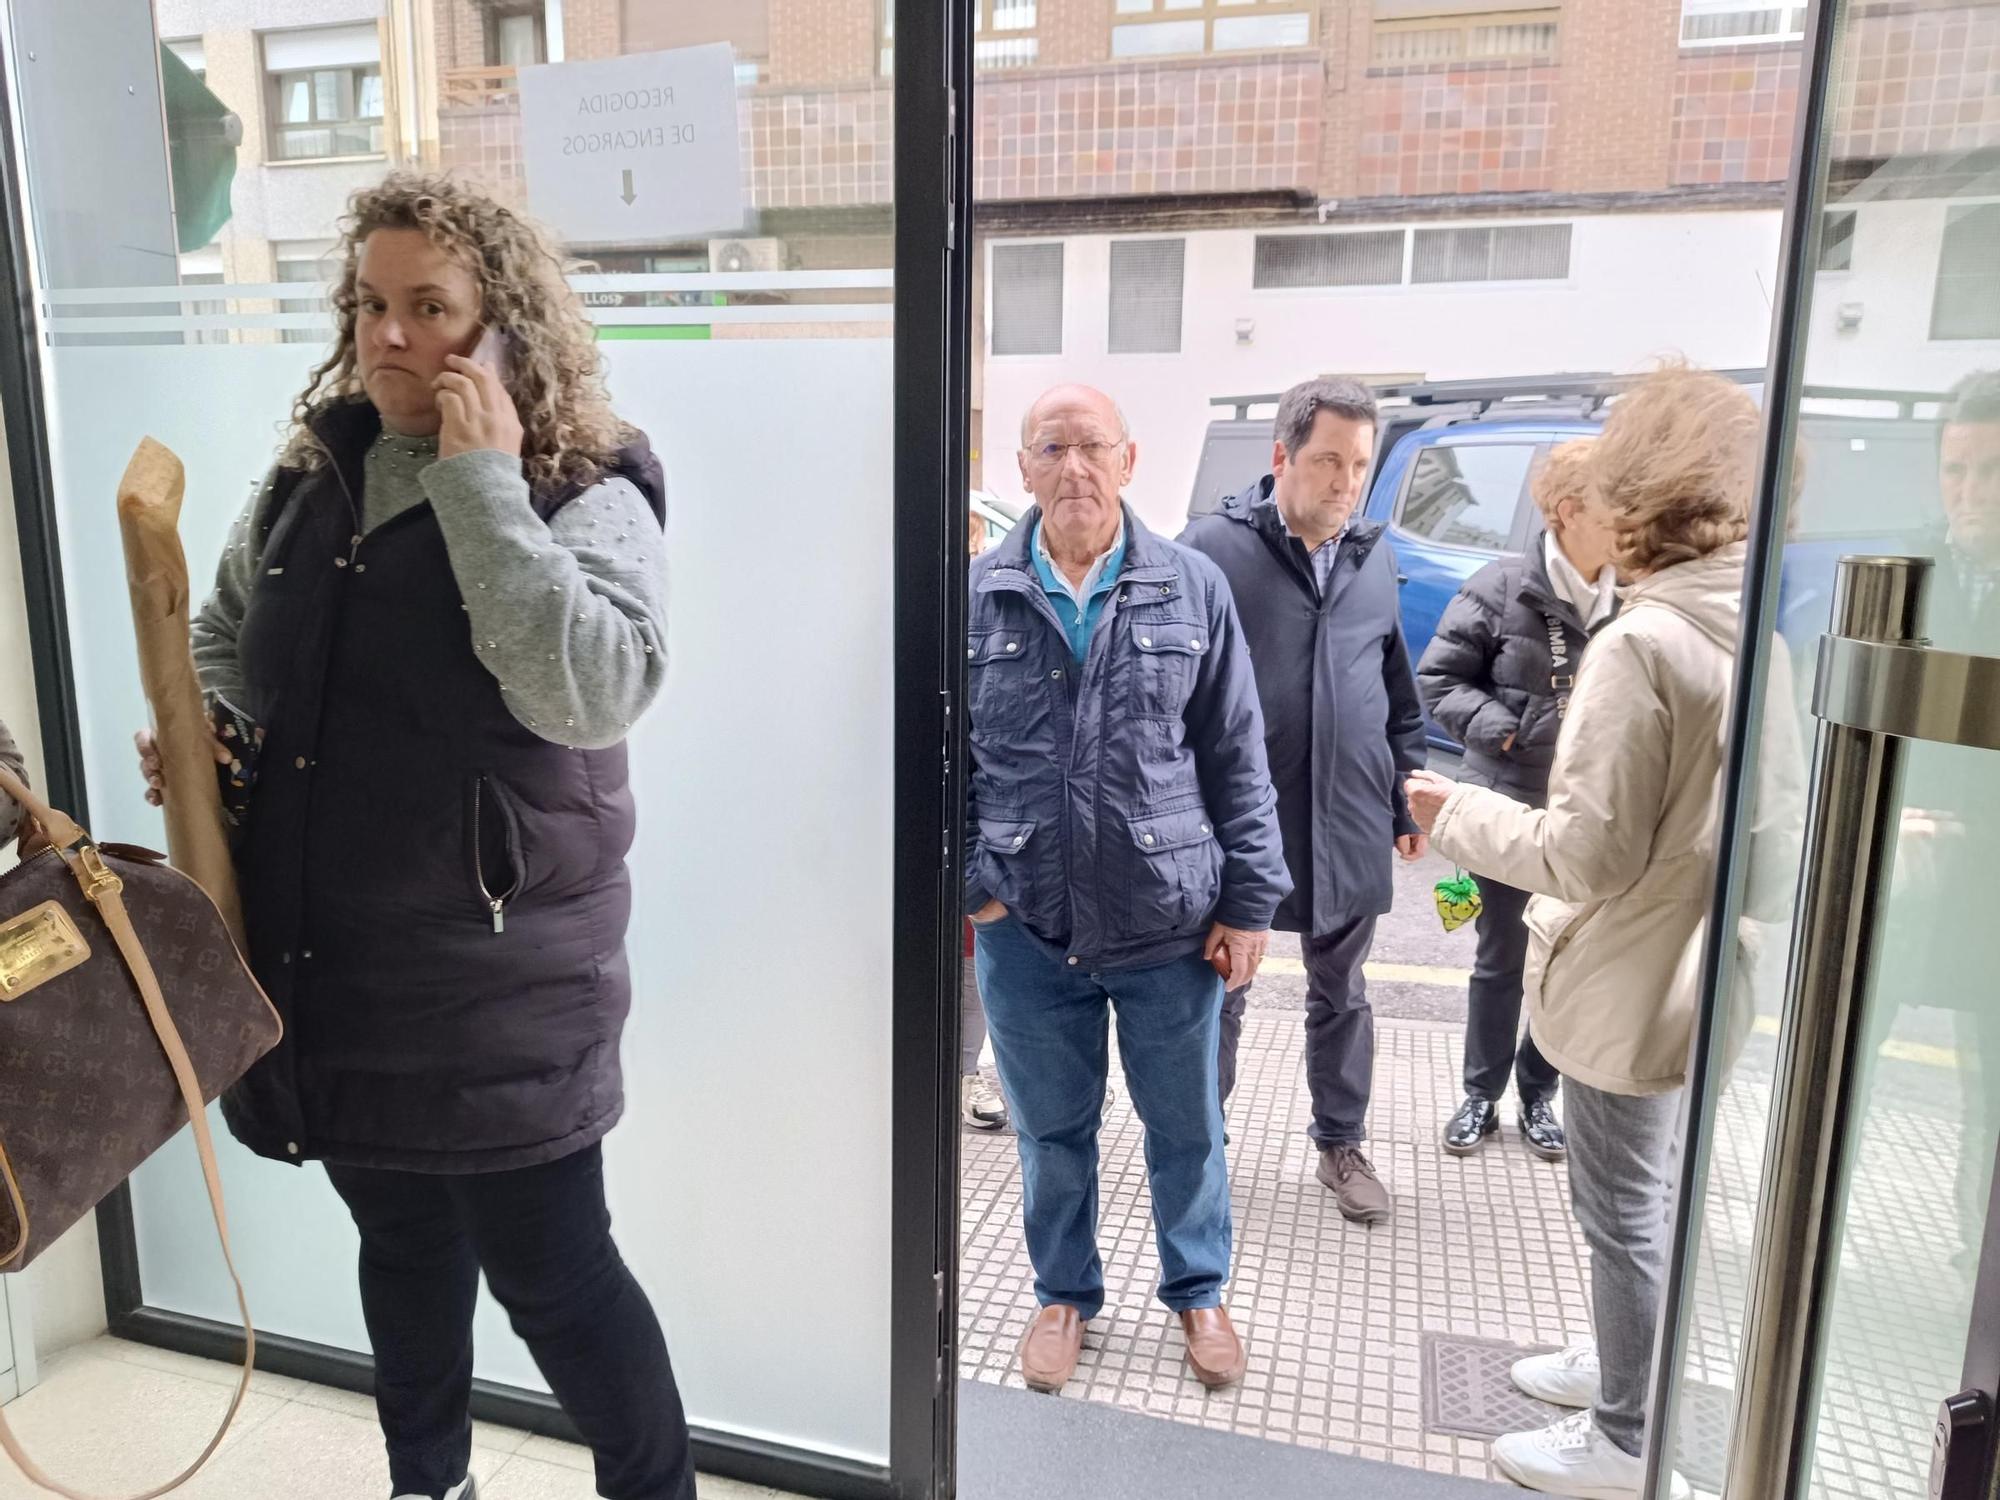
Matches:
[161,45,239,254]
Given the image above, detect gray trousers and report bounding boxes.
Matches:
[961,954,988,1075]
[1564,1081,1683,1458]
[1219,915,1378,1145]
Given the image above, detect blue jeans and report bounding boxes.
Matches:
[973,914,1231,1320]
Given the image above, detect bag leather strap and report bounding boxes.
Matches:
[0,762,254,1499]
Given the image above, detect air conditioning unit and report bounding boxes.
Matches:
[707,238,787,275]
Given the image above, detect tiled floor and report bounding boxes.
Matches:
[0,1337,798,1500]
[959,1006,1593,1485]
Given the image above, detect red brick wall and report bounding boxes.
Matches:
[770,0,877,89]
[1552,0,1680,192]
[1833,0,2000,159]
[563,0,623,60]
[1039,0,1112,68]
[973,56,1322,200]
[749,88,894,206]
[435,0,486,72]
[1671,45,1801,185]
[1355,63,1559,198]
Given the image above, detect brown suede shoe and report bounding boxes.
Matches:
[1018,1304,1086,1393]
[1181,1307,1248,1388]
[1318,1144,1392,1224]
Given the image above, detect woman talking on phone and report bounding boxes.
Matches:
[136,173,688,1500]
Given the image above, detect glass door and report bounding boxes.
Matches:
[1655,0,2000,1495]
[0,0,966,1495]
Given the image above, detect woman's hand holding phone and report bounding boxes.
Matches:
[436,328,524,461]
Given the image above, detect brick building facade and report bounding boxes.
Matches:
[428,0,2000,235]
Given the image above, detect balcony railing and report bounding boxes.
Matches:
[441,64,519,110]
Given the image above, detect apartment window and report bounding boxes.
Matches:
[1253,231,1405,290]
[1108,239,1185,355]
[277,242,335,346]
[264,25,385,162]
[1679,0,1807,45]
[165,38,206,82]
[1373,11,1559,66]
[1930,204,2000,342]
[992,243,1064,357]
[885,2,1037,74]
[1113,0,1314,58]
[1819,209,1856,273]
[1412,224,1571,283]
[1398,444,1535,553]
[487,5,548,69]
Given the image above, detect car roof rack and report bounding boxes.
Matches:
[1210,371,1948,422]
[1208,370,1766,421]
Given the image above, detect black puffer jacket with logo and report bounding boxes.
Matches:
[1417,542,1616,807]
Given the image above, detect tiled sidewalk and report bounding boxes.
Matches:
[959,1009,1594,1484]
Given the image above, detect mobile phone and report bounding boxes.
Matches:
[470,325,515,384]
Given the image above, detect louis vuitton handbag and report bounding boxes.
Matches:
[0,762,280,1498]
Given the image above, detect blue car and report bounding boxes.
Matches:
[1186,373,1945,748]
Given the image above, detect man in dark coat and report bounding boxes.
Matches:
[1877,369,2000,1282]
[1180,377,1429,1224]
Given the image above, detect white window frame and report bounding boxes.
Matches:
[1679,0,1807,48]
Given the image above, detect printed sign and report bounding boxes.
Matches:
[519,43,746,245]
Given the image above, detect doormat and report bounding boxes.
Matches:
[1420,1334,1734,1496]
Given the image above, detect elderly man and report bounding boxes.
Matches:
[1180,377,1429,1225]
[966,383,1289,1395]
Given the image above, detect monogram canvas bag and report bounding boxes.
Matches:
[0,762,279,1497]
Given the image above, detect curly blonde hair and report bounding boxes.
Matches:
[1592,365,1760,575]
[1531,439,1597,531]
[281,172,627,494]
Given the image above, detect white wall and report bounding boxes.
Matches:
[155,0,384,38]
[1802,197,2000,392]
[981,209,1787,533]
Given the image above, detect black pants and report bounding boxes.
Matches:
[325,1144,695,1500]
[1220,914,1378,1145]
[1462,876,1559,1106]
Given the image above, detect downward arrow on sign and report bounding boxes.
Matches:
[620,169,637,206]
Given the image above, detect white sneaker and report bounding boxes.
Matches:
[1512,1343,1601,1408]
[961,1073,1009,1131]
[1491,1412,1690,1499]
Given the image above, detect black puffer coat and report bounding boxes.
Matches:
[1416,540,1617,806]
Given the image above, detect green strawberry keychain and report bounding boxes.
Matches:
[1434,869,1483,932]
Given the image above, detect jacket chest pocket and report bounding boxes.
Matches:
[1127,617,1207,720]
[969,628,1036,726]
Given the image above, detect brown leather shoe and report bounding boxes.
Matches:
[1018,1304,1085,1393]
[1181,1307,1247,1388]
[1318,1144,1392,1224]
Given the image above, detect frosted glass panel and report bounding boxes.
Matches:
[53,338,896,1461]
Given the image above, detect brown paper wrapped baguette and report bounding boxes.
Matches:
[117,437,246,947]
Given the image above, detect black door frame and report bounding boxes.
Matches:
[0,2,971,1496]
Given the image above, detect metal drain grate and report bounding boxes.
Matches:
[1421,1334,1567,1440]
[1420,1335,1735,1495]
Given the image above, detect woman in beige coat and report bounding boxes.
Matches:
[1407,366,1802,1500]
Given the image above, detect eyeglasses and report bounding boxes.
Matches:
[1024,440,1125,470]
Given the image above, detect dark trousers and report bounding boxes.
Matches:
[1220,914,1378,1146]
[1463,876,1560,1106]
[325,1144,695,1500]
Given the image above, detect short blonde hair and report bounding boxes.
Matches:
[1531,439,1597,531]
[1592,366,1760,575]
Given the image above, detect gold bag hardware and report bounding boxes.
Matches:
[0,900,90,1001]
